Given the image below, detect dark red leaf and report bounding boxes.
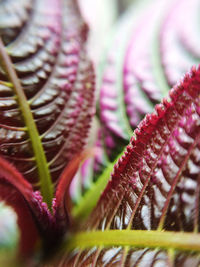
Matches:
[0,0,95,187]
[54,148,95,224]
[0,156,66,257]
[63,66,200,266]
[0,181,39,257]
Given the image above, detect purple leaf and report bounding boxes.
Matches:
[0,0,95,187]
[99,0,200,160]
[62,66,200,266]
[0,0,95,259]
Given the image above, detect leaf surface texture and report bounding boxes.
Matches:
[0,0,95,188]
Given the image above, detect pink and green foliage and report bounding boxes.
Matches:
[0,0,199,266]
[99,0,199,160]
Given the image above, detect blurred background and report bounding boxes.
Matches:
[78,0,134,65]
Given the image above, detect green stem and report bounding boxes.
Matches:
[72,150,124,220]
[66,230,200,253]
[0,80,13,87]
[0,38,53,209]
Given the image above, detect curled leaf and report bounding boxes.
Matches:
[0,156,47,256]
[54,148,95,224]
[0,181,39,257]
[0,154,69,259]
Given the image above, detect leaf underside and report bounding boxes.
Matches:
[0,0,95,190]
[59,66,200,266]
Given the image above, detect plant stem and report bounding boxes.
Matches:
[66,230,200,253]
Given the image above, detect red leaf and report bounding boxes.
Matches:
[0,181,39,257]
[54,148,95,225]
[64,66,200,266]
[0,157,59,257]
[0,0,95,187]
[92,66,200,231]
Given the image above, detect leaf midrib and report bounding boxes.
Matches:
[0,38,53,209]
[66,230,200,253]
